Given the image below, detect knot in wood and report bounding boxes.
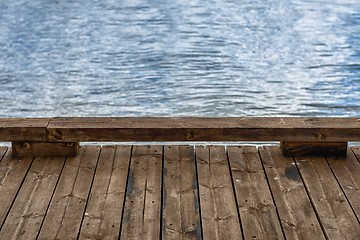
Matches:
[318,134,326,141]
[49,130,63,142]
[23,142,30,149]
[186,131,194,140]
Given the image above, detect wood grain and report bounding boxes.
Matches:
[196,145,242,240]
[46,117,360,142]
[0,118,49,141]
[0,155,65,240]
[228,146,284,239]
[295,155,360,239]
[326,147,360,221]
[0,148,33,228]
[162,145,201,240]
[79,146,131,240]
[37,146,100,240]
[0,143,359,239]
[12,141,79,157]
[120,145,162,240]
[0,147,8,160]
[259,146,326,239]
[281,142,347,157]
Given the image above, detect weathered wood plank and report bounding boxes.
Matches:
[120,145,162,240]
[326,147,360,221]
[162,145,201,240]
[196,145,243,240]
[0,147,7,161]
[0,155,65,240]
[295,155,360,239]
[259,146,326,239]
[281,142,347,157]
[0,147,8,226]
[12,141,79,157]
[47,117,360,142]
[79,145,131,240]
[0,118,49,141]
[228,146,284,239]
[37,146,100,240]
[0,148,33,228]
[0,148,34,229]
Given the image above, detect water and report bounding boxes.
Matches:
[0,0,359,117]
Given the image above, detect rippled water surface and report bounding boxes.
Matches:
[1,0,359,117]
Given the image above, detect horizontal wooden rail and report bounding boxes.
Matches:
[1,117,359,157]
[1,117,360,142]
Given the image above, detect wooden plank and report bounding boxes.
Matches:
[227,146,284,239]
[0,148,33,228]
[0,155,65,240]
[79,145,131,240]
[12,141,79,157]
[196,145,242,240]
[258,146,326,239]
[162,145,201,239]
[0,118,49,141]
[37,146,100,240]
[295,155,360,239]
[47,117,360,142]
[2,147,36,229]
[326,147,360,221]
[281,142,347,157]
[120,145,162,240]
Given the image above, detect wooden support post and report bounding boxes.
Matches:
[281,142,347,158]
[12,142,79,157]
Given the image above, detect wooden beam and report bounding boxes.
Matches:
[46,117,360,142]
[281,142,347,157]
[0,118,50,141]
[12,141,79,157]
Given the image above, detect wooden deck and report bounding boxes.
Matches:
[0,144,359,240]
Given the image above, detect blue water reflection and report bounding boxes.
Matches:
[0,0,359,117]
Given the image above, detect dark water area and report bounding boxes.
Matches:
[0,0,359,117]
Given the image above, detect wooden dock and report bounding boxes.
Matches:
[0,144,359,239]
[0,117,359,239]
